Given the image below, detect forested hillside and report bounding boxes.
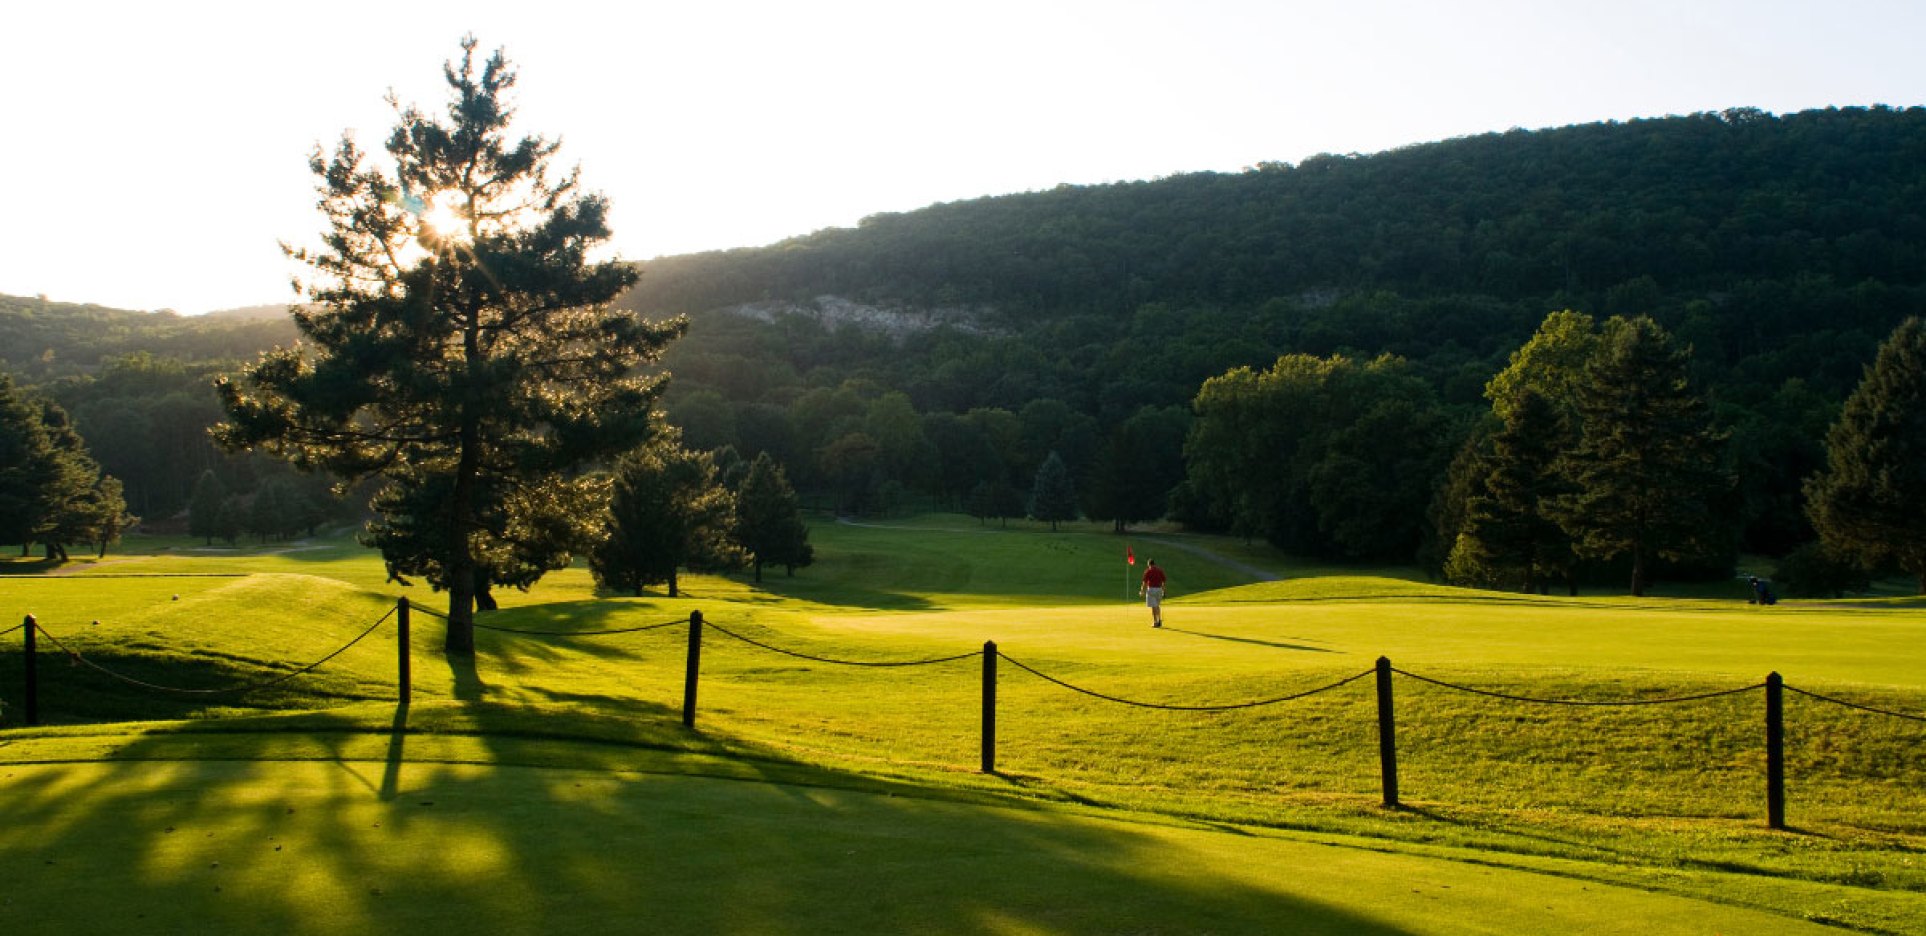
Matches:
[0,295,297,382]
[627,106,1924,403]
[0,295,316,527]
[615,106,1924,581]
[6,106,1924,588]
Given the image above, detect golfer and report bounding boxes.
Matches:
[1140,559,1167,628]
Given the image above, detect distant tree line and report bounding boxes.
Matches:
[8,106,1926,594]
[0,373,134,559]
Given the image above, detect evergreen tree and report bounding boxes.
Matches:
[1450,390,1574,593]
[1805,317,1926,593]
[364,472,604,610]
[248,477,296,542]
[214,496,245,546]
[733,452,812,582]
[80,475,133,558]
[591,435,739,597]
[0,373,53,550]
[188,469,228,545]
[1028,450,1078,531]
[1548,316,1733,596]
[1426,424,1495,581]
[215,39,683,651]
[30,399,109,561]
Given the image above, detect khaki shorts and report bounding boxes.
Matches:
[1144,586,1164,608]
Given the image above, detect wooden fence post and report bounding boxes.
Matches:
[396,598,412,706]
[22,615,37,727]
[682,610,703,728]
[1376,655,1399,809]
[981,640,997,774]
[1766,671,1785,830]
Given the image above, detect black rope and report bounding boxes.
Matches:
[31,607,396,697]
[998,654,1376,711]
[1,622,23,637]
[473,618,688,637]
[410,604,448,620]
[1786,685,1926,723]
[704,620,982,667]
[1391,667,1765,706]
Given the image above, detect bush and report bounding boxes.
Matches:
[1774,541,1873,598]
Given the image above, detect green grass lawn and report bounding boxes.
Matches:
[3,516,1923,933]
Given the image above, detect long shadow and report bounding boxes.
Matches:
[1398,804,1833,879]
[446,649,486,702]
[1162,626,1335,653]
[0,703,1432,936]
[379,703,408,802]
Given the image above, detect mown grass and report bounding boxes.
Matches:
[2,517,1923,933]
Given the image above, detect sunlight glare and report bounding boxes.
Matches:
[420,189,470,243]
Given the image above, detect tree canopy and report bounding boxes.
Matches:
[1806,317,1926,592]
[215,38,684,651]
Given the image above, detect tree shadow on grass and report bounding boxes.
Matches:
[0,703,1427,936]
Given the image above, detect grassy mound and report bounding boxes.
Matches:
[3,517,1923,932]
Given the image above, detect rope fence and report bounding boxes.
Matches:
[704,620,981,668]
[1389,667,1768,706]
[8,601,1925,831]
[998,652,1375,711]
[29,608,395,697]
[1786,684,1926,723]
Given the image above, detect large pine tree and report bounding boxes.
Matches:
[1549,316,1732,596]
[1806,317,1926,593]
[215,39,683,651]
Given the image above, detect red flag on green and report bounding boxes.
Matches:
[1126,546,1135,566]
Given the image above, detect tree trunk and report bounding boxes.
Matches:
[446,565,477,654]
[1629,546,1647,598]
[753,557,763,583]
[445,451,480,655]
[669,569,679,598]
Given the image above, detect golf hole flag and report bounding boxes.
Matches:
[1126,547,1135,566]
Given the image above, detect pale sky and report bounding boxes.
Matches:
[4,0,1923,315]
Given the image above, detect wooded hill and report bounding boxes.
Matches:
[626,106,1924,408]
[614,106,1923,571]
[6,106,1924,580]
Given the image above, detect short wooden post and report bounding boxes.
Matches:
[1766,671,1785,830]
[22,615,38,726]
[1376,655,1399,809]
[981,641,997,774]
[682,610,704,728]
[396,598,412,706]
